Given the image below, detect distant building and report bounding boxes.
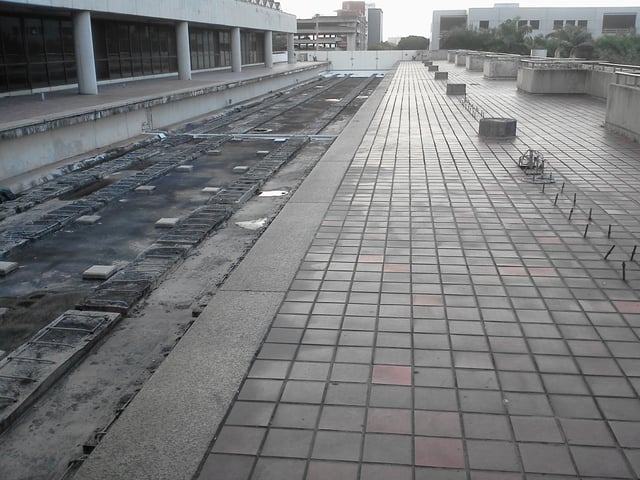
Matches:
[295,1,368,51]
[431,3,640,50]
[0,0,296,94]
[368,7,384,44]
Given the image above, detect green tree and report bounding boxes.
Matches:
[545,25,593,57]
[493,17,531,54]
[368,41,396,50]
[397,35,430,50]
[441,28,494,50]
[594,33,640,65]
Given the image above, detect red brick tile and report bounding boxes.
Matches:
[384,263,410,273]
[367,408,412,434]
[614,301,640,314]
[414,437,465,468]
[372,365,412,386]
[413,294,444,306]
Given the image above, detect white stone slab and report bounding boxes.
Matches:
[206,149,222,156]
[135,185,156,194]
[155,217,180,228]
[233,166,250,174]
[83,265,117,280]
[0,261,18,276]
[256,150,270,157]
[273,138,288,143]
[76,215,102,225]
[176,165,194,172]
[202,187,221,194]
[259,190,288,197]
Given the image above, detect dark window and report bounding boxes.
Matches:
[565,20,575,26]
[602,14,636,33]
[479,20,489,29]
[440,15,467,32]
[518,20,528,29]
[530,20,540,29]
[577,20,588,28]
[0,14,76,92]
[553,20,563,29]
[92,19,177,81]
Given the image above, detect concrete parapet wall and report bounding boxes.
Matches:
[466,53,485,71]
[517,67,588,94]
[484,56,519,80]
[586,70,616,100]
[606,83,640,143]
[0,64,326,182]
[315,50,434,70]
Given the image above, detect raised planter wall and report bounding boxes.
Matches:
[606,83,640,143]
[517,67,588,94]
[466,53,485,72]
[484,56,520,80]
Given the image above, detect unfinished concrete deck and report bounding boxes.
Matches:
[76,61,640,480]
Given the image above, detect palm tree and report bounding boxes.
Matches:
[546,25,593,57]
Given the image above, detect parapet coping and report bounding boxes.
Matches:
[0,63,328,142]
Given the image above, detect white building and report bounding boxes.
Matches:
[0,0,297,94]
[431,3,640,50]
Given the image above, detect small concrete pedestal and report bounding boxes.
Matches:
[446,83,466,96]
[423,61,433,67]
[478,118,517,138]
[435,71,448,80]
[428,65,439,72]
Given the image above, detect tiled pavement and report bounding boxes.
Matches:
[196,62,640,479]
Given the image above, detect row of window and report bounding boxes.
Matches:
[478,19,586,30]
[0,13,271,92]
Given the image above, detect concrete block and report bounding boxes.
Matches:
[0,261,18,276]
[176,165,194,172]
[479,118,517,138]
[155,218,180,228]
[206,149,222,156]
[256,150,270,157]
[135,185,156,194]
[233,166,250,174]
[435,71,448,80]
[76,215,102,225]
[202,187,221,194]
[428,65,439,72]
[423,61,433,66]
[273,138,288,143]
[0,307,8,317]
[83,265,117,280]
[446,83,466,96]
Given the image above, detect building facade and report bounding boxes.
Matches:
[431,3,640,50]
[368,7,383,45]
[0,0,297,94]
[295,1,367,51]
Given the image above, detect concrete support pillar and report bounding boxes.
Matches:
[264,31,273,68]
[176,22,191,80]
[287,33,295,64]
[73,11,98,95]
[231,27,242,72]
[347,33,356,51]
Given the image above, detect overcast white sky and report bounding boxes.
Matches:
[281,0,639,40]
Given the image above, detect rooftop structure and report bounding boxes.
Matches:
[368,7,384,44]
[0,0,297,95]
[431,3,640,50]
[295,1,368,51]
